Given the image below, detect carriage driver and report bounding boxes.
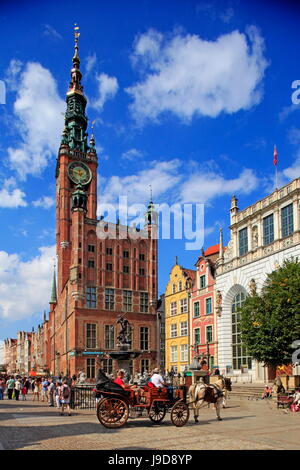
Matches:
[150,368,173,400]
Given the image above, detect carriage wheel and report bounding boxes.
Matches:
[170,402,190,427]
[97,397,129,428]
[149,402,166,423]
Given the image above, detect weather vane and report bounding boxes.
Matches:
[149,184,153,201]
[74,23,80,43]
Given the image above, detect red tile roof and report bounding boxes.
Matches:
[204,244,220,256]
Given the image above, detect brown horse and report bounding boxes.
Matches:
[189,377,232,423]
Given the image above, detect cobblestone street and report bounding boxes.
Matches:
[0,395,299,450]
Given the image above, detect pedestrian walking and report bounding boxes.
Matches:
[41,377,50,402]
[21,380,28,401]
[55,381,62,408]
[6,376,15,400]
[48,378,56,407]
[14,377,22,401]
[33,379,41,401]
[58,379,72,416]
[0,377,5,400]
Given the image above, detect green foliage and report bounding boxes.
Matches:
[239,259,300,367]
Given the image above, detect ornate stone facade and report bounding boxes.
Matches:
[216,178,300,382]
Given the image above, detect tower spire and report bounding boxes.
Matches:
[63,24,90,153]
[50,262,57,304]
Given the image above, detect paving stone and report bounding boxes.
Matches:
[0,395,299,450]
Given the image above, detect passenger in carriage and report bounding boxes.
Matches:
[150,368,173,400]
[113,370,145,403]
[113,369,126,388]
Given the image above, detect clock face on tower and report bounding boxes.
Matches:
[68,161,92,185]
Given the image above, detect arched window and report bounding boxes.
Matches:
[232,292,252,370]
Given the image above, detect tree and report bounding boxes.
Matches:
[239,259,300,368]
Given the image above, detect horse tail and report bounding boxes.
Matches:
[188,384,196,404]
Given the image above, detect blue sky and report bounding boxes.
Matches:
[1,0,300,340]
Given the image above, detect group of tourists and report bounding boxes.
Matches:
[0,374,73,416]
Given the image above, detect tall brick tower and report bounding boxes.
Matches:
[48,28,158,379]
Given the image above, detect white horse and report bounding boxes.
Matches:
[189,377,231,423]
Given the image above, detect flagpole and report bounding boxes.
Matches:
[274,145,278,190]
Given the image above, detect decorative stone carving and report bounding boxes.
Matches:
[252,225,258,250]
[224,240,233,261]
[216,290,222,317]
[60,241,70,249]
[249,278,257,296]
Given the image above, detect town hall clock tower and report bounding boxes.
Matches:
[49,27,158,379]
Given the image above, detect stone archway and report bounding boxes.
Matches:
[217,284,248,375]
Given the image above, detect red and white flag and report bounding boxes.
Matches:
[273,145,278,166]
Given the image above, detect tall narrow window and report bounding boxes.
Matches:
[140,292,149,313]
[232,292,252,370]
[200,275,206,288]
[123,290,132,312]
[194,328,200,345]
[180,298,188,313]
[206,325,213,343]
[105,288,115,310]
[86,323,96,348]
[180,321,188,336]
[105,325,115,349]
[171,345,178,362]
[140,327,149,350]
[88,260,95,268]
[170,301,177,316]
[180,344,188,362]
[86,286,96,308]
[87,358,95,379]
[102,358,113,375]
[194,302,200,317]
[141,359,149,373]
[263,214,274,245]
[239,227,248,256]
[106,247,113,255]
[281,203,294,238]
[170,324,177,338]
[205,298,212,315]
[88,244,95,252]
[123,265,129,274]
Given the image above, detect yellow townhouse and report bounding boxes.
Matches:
[165,261,196,373]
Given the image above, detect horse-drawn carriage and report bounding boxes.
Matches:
[94,370,190,428]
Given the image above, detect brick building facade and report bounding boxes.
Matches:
[47,32,158,380]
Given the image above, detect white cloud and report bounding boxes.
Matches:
[43,24,62,41]
[85,53,97,75]
[127,26,268,124]
[98,159,181,214]
[7,62,65,180]
[99,158,260,214]
[0,245,55,321]
[32,195,55,209]
[121,148,144,161]
[5,59,23,91]
[180,168,259,203]
[0,178,27,208]
[91,73,119,110]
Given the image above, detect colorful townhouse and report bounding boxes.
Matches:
[165,261,196,373]
[190,245,220,370]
